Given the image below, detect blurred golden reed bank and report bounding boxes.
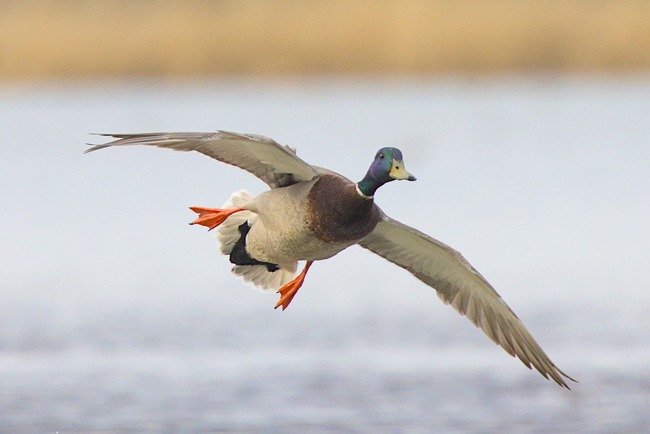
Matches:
[2,0,650,81]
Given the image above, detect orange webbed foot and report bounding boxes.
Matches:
[275,261,313,310]
[189,206,243,230]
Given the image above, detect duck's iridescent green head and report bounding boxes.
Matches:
[357,147,416,198]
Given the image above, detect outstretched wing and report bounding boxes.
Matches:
[85,131,320,188]
[359,215,575,388]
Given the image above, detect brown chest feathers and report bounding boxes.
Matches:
[307,174,381,243]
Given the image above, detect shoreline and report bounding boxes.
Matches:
[2,0,650,80]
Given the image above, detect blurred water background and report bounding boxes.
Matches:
[1,77,649,433]
[2,0,650,432]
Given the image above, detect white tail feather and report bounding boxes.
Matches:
[215,190,297,291]
[215,190,256,255]
[232,264,297,291]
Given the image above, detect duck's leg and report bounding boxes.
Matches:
[189,206,244,231]
[275,261,313,310]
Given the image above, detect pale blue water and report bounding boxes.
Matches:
[1,77,649,432]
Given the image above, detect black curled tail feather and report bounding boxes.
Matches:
[229,222,280,272]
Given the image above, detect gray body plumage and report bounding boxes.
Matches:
[244,175,376,265]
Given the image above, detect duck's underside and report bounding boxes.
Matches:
[190,203,310,310]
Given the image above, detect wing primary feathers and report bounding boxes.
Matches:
[359,215,576,389]
[84,131,319,188]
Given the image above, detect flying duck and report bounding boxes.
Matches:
[86,130,575,388]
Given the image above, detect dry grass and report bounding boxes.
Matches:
[2,0,650,80]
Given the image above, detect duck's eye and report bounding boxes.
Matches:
[395,165,400,169]
[379,154,385,159]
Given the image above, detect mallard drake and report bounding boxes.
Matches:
[86,130,575,388]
